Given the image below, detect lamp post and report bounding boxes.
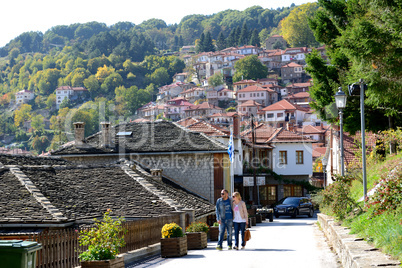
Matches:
[322,156,328,189]
[335,87,347,176]
[348,80,367,200]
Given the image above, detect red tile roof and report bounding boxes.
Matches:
[269,128,316,143]
[238,85,275,93]
[176,117,200,127]
[281,62,303,68]
[233,80,257,85]
[238,100,262,107]
[186,102,222,111]
[182,120,229,137]
[261,99,308,112]
[297,124,328,134]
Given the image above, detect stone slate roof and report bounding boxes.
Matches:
[0,169,54,223]
[51,121,226,156]
[20,166,175,221]
[0,155,215,225]
[134,168,215,218]
[0,153,68,166]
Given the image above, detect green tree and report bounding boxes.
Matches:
[14,104,32,127]
[30,135,50,154]
[249,29,260,46]
[280,2,319,47]
[147,67,170,87]
[233,55,268,82]
[195,33,205,53]
[203,31,215,52]
[216,32,226,51]
[38,68,61,95]
[208,73,224,87]
[100,72,123,96]
[31,114,45,132]
[259,28,270,48]
[238,22,249,46]
[46,94,56,110]
[307,0,402,133]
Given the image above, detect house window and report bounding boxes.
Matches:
[296,151,304,164]
[279,151,287,165]
[277,113,283,117]
[267,113,274,118]
[261,93,264,97]
[257,93,259,97]
[284,185,303,197]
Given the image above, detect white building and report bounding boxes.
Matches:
[15,90,35,105]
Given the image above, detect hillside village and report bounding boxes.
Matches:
[3,34,355,199]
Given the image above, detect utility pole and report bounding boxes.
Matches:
[251,115,258,206]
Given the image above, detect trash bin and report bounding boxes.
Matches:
[0,240,42,268]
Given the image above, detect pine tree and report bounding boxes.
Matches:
[249,29,260,47]
[195,32,205,53]
[235,26,241,46]
[238,23,249,46]
[226,29,236,47]
[216,32,226,51]
[203,31,215,52]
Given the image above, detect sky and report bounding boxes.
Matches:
[1,0,315,48]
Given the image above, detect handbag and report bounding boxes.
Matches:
[244,229,251,241]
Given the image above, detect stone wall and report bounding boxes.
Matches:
[317,213,400,268]
[131,153,215,203]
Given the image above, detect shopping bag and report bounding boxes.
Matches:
[244,229,251,241]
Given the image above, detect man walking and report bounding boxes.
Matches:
[215,189,234,250]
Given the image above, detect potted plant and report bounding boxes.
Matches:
[185,222,209,249]
[161,222,187,257]
[78,210,126,268]
[208,222,227,241]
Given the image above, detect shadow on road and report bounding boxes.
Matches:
[250,248,295,252]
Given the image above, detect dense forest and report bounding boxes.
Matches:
[0,5,306,154]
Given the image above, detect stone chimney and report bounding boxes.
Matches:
[232,113,240,138]
[73,122,85,147]
[100,122,111,147]
[150,169,163,181]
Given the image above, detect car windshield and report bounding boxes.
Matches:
[280,198,300,206]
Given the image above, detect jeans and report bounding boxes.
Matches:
[218,219,233,247]
[233,222,246,247]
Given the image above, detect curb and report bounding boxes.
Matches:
[317,213,400,268]
[120,243,161,264]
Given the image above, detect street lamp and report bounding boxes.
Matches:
[335,87,347,176]
[322,156,328,189]
[349,79,367,200]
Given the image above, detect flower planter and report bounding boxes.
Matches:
[208,226,226,241]
[256,214,262,223]
[186,232,207,249]
[249,216,256,226]
[81,257,124,268]
[161,236,187,258]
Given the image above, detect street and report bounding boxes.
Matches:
[127,214,341,268]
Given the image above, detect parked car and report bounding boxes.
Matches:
[273,197,314,218]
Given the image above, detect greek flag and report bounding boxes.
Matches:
[228,131,234,163]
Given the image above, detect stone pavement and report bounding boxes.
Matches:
[126,216,341,268]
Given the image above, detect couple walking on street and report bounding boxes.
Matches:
[215,189,248,250]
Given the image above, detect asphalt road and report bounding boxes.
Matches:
[127,213,342,268]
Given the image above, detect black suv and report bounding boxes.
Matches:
[273,197,314,218]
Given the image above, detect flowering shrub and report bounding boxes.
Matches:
[185,222,209,233]
[321,174,360,220]
[78,210,126,261]
[161,222,184,238]
[365,163,402,217]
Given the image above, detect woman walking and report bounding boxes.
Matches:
[232,192,248,250]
